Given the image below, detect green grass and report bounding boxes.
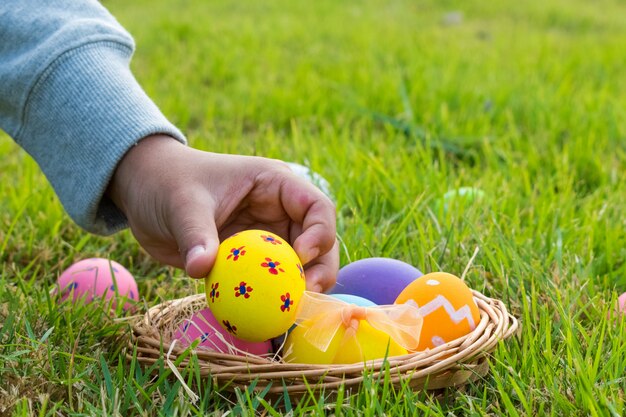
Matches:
[3,0,626,414]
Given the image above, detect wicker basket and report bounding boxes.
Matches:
[127,291,518,397]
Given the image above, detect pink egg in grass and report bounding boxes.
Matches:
[56,258,139,311]
[173,308,273,357]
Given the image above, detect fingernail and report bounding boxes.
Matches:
[301,247,320,265]
[186,245,207,265]
[310,283,323,293]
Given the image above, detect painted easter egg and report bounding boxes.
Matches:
[172,308,272,356]
[205,230,306,342]
[284,320,407,364]
[56,258,138,310]
[439,187,486,212]
[395,272,480,351]
[329,258,423,305]
[330,294,377,307]
[273,294,376,353]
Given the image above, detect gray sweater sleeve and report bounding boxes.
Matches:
[0,0,186,235]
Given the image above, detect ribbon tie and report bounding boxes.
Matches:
[295,292,423,353]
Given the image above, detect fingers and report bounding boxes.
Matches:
[280,177,337,266]
[303,239,340,293]
[261,164,337,287]
[167,193,220,278]
[184,244,217,278]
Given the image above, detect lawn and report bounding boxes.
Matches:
[2,0,626,415]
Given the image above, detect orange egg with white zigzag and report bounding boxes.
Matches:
[394,272,480,351]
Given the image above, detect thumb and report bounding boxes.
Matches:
[169,203,220,278]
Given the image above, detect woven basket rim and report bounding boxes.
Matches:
[127,290,519,395]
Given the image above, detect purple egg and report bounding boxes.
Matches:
[329,257,423,305]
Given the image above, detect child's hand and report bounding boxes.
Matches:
[107,135,338,292]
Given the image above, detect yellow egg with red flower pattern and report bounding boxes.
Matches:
[205,230,306,342]
[395,272,480,351]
